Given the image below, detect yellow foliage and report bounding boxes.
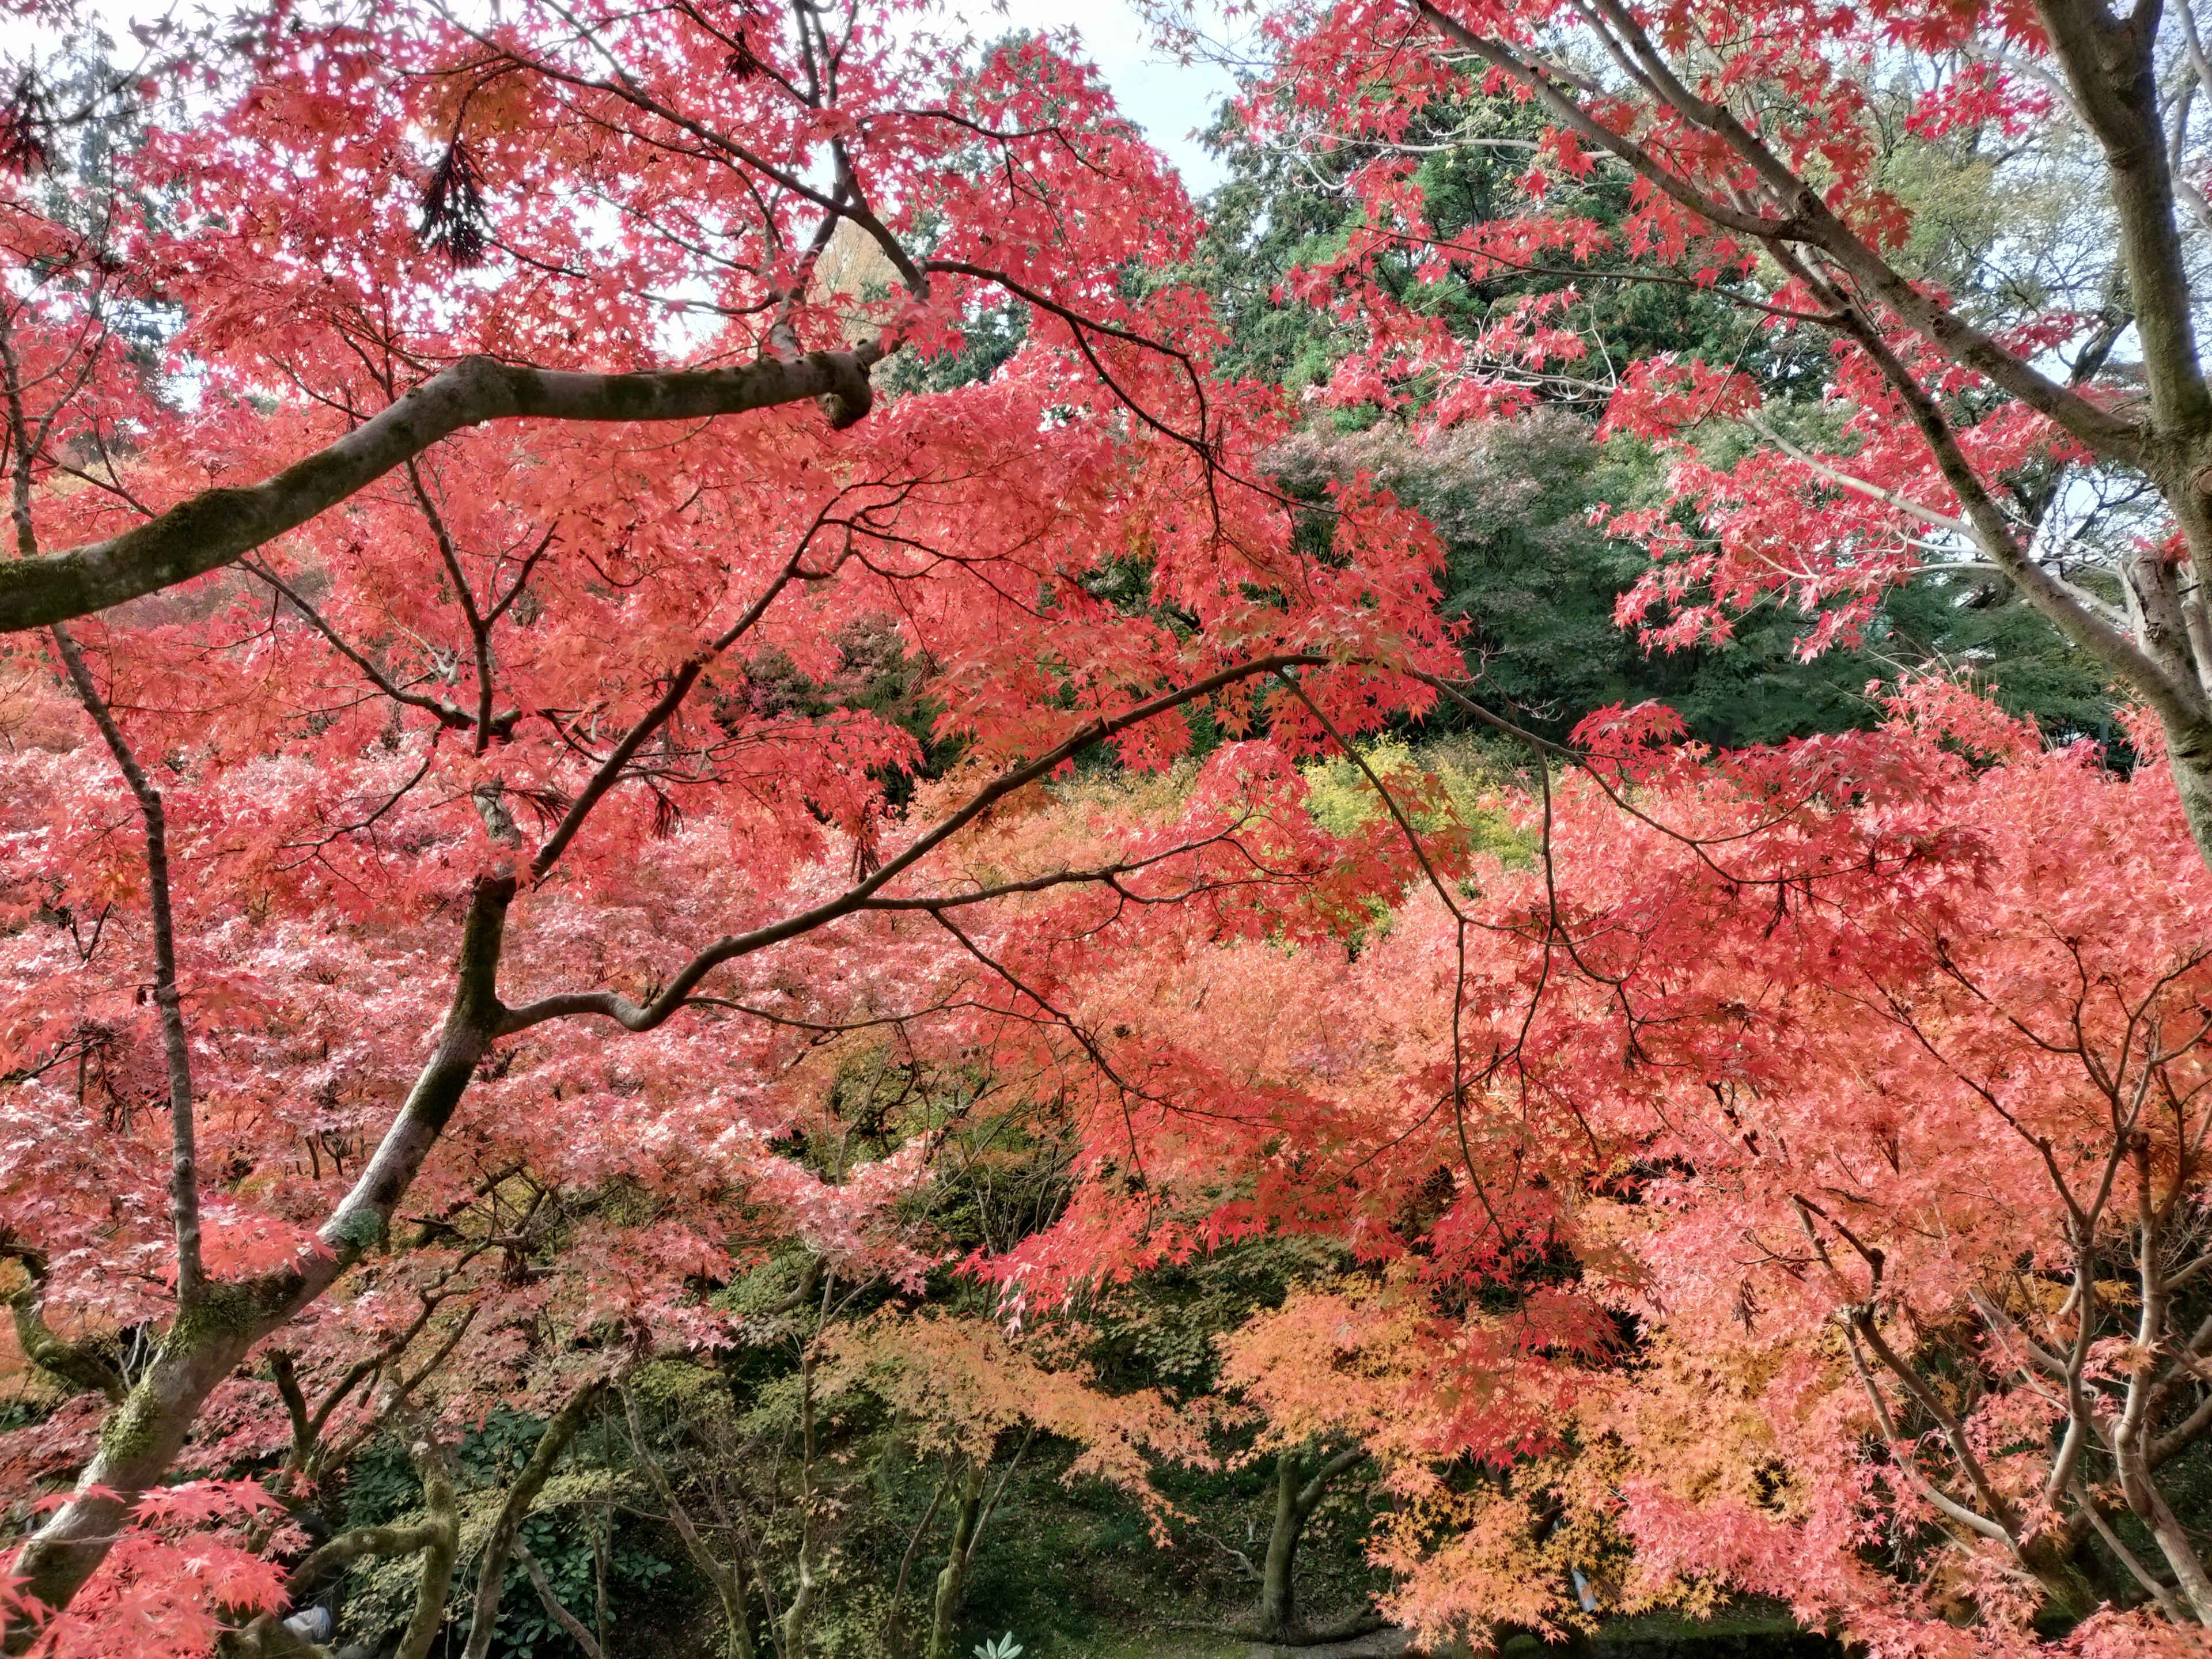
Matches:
[821,1309,1207,1535]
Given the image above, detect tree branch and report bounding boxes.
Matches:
[515,1539,605,1659]
[0,350,882,632]
[498,653,1328,1035]
[1402,0,2146,462]
[460,1376,609,1659]
[47,624,203,1304]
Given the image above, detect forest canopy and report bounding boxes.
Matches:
[2,0,2212,1656]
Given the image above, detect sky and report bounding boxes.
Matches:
[58,0,1248,193]
[974,1,1244,195]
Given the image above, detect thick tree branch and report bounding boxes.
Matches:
[6,1285,125,1403]
[1295,1446,1365,1516]
[7,872,514,1636]
[2033,0,2212,437]
[395,1415,463,1659]
[0,349,882,633]
[1796,258,2210,728]
[2074,1478,2186,1622]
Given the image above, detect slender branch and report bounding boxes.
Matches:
[516,1539,605,1659]
[244,558,487,733]
[1786,252,2208,728]
[498,653,1328,1034]
[620,1380,755,1657]
[47,626,202,1304]
[461,1377,609,1659]
[1401,0,2144,461]
[2074,1479,2184,1622]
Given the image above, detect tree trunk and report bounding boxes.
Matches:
[2164,720,2212,878]
[775,1337,828,1659]
[926,1464,986,1659]
[1253,1444,1367,1644]
[2118,1442,2212,1624]
[3,875,517,1648]
[1259,1453,1302,1638]
[393,1427,462,1659]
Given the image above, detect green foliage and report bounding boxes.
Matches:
[881,301,1029,398]
[337,1419,673,1659]
[1181,92,1802,413]
[338,1435,423,1531]
[1270,412,2118,748]
[924,1436,1387,1658]
[1078,1238,1341,1397]
[1188,80,2118,759]
[1300,736,1528,866]
[494,1505,671,1659]
[735,617,959,796]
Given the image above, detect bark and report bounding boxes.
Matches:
[777,1340,827,1659]
[1403,0,2143,463]
[1255,1445,1368,1643]
[2115,1439,2212,1623]
[1170,1452,1383,1645]
[232,1414,465,1659]
[48,624,204,1304]
[1259,1452,1304,1635]
[231,1509,459,1657]
[2074,1480,2184,1622]
[5,1271,124,1403]
[2108,1131,2212,1623]
[394,1425,463,1659]
[0,349,882,633]
[2031,0,2209,438]
[2,649,1327,1636]
[2166,732,2212,876]
[516,1539,605,1659]
[925,1464,987,1659]
[887,1470,955,1659]
[2,874,518,1646]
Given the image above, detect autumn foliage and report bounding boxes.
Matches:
[5,0,2212,1653]
[1190,694,2212,1653]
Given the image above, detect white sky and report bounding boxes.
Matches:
[60,0,1243,191]
[961,1,1243,194]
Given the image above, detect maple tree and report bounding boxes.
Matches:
[0,0,1457,1649]
[1218,1436,1373,1644]
[1193,0,2212,872]
[998,688,2207,1653]
[820,1307,1202,1659]
[9,0,2212,1653]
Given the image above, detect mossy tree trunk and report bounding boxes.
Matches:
[6,876,520,1650]
[1257,1443,1366,1643]
[925,1463,987,1659]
